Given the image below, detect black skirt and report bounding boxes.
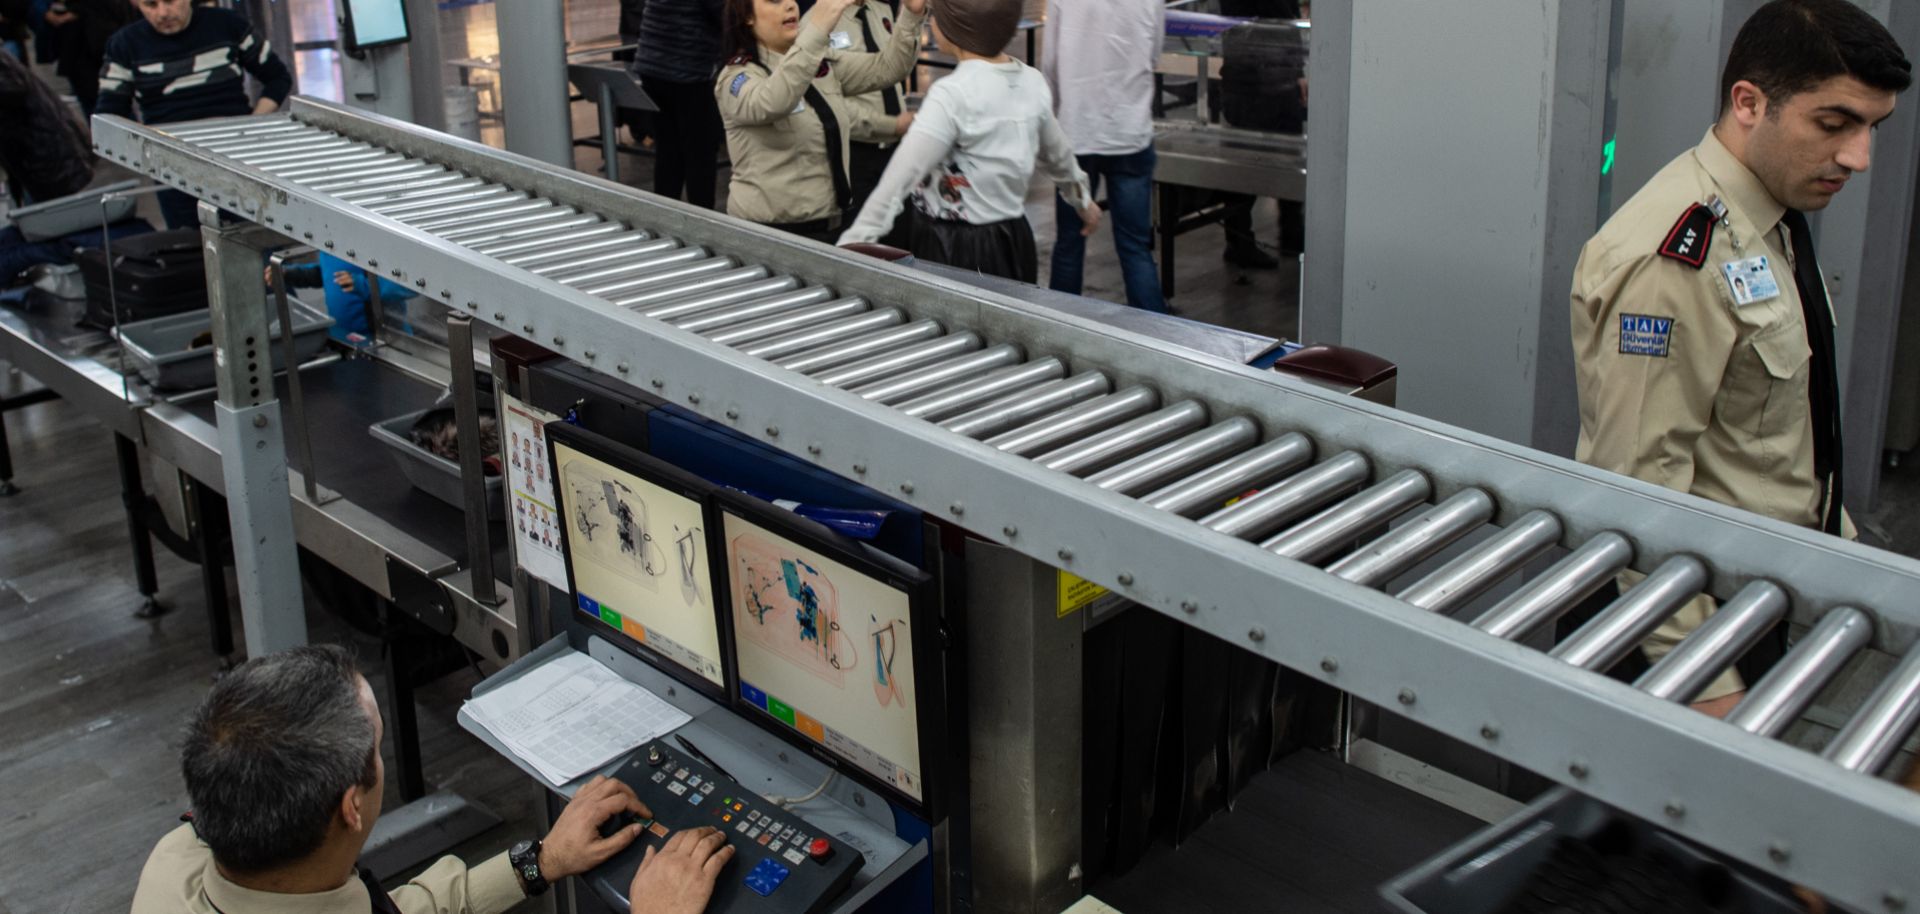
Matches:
[907,213,1038,284]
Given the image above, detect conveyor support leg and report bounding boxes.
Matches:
[114,432,167,618]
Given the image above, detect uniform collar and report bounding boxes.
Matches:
[1695,126,1787,235]
[202,859,371,914]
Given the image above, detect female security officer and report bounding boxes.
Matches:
[715,0,925,242]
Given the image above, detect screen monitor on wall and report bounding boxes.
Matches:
[548,423,731,701]
[717,491,944,818]
[343,0,411,50]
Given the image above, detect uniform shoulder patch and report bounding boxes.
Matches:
[1619,313,1674,358]
[729,72,749,96]
[726,50,755,67]
[1656,202,1715,269]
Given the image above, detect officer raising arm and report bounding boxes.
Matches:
[1568,0,1909,717]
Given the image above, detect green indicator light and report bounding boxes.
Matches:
[1602,137,1616,176]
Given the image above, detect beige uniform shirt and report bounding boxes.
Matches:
[1570,127,1849,700]
[130,823,525,914]
[836,0,912,145]
[716,7,925,225]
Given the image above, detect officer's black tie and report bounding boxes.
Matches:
[1779,208,1845,535]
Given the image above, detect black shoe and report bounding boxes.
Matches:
[1223,244,1280,269]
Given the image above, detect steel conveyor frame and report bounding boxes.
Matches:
[93,98,1920,912]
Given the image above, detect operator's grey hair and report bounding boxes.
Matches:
[180,643,379,873]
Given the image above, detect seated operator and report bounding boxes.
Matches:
[131,644,735,914]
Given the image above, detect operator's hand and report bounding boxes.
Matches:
[1078,203,1102,238]
[893,110,914,137]
[539,775,651,881]
[807,0,859,32]
[629,826,734,914]
[262,265,275,287]
[332,270,356,293]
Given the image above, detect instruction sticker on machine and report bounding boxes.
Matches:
[1056,571,1109,618]
[503,395,568,591]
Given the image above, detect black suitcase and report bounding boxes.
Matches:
[74,228,209,328]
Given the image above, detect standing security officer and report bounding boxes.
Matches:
[1569,0,1908,716]
[838,0,915,236]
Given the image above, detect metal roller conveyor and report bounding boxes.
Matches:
[551,246,703,286]
[703,297,876,346]
[1396,511,1564,613]
[1198,451,1371,540]
[671,291,848,334]
[983,387,1161,457]
[1326,489,1497,587]
[1471,532,1636,638]
[98,101,1920,908]
[1634,582,1788,703]
[1032,401,1210,476]
[1084,418,1262,495]
[848,344,1025,405]
[895,359,1070,421]
[1824,648,1920,775]
[1140,434,1316,516]
[1260,469,1433,564]
[1725,608,1874,736]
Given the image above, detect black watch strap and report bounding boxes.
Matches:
[509,838,550,897]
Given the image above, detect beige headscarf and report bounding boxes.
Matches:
[929,0,1023,57]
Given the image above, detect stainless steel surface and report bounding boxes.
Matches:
[1033,400,1209,476]
[848,344,1025,406]
[1153,121,1307,201]
[894,359,1069,421]
[1397,511,1565,613]
[1635,582,1788,703]
[1726,608,1874,737]
[435,207,583,241]
[1825,647,1920,774]
[1549,558,1720,672]
[941,372,1113,439]
[638,277,807,322]
[1198,451,1370,541]
[1261,469,1433,564]
[670,290,842,334]
[1327,489,1497,588]
[269,250,322,505]
[366,185,512,215]
[737,308,910,361]
[93,102,1920,909]
[333,174,476,202]
[527,238,679,277]
[704,296,877,346]
[812,332,985,389]
[1140,433,1315,516]
[774,320,946,374]
[1471,533,1637,641]
[608,264,766,308]
[1084,418,1261,495]
[984,386,1159,457]
[447,313,499,606]
[481,223,630,259]
[549,245,703,286]
[408,200,558,233]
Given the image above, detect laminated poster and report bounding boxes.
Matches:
[502,395,569,591]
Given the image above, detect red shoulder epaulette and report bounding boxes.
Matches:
[726,50,754,67]
[1656,202,1715,269]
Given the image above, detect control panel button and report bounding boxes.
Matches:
[744,858,790,897]
[748,827,762,839]
[666,781,688,796]
[808,838,833,863]
[769,840,784,853]
[783,848,808,866]
[650,772,667,784]
[735,821,751,834]
[673,768,690,781]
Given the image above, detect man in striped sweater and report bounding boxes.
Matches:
[96,0,291,228]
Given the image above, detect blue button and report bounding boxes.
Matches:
[577,594,599,614]
[740,681,769,711]
[744,858,790,896]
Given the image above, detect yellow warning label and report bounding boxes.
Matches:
[1056,571,1109,617]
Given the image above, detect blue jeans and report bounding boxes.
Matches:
[1049,145,1166,313]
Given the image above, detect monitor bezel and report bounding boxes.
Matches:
[546,422,734,704]
[341,0,412,51]
[714,489,947,822]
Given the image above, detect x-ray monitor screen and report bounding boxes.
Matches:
[720,494,939,815]
[548,424,728,698]
[344,0,410,50]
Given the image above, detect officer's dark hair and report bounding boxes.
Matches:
[720,0,764,69]
[180,644,379,874]
[1721,0,1911,115]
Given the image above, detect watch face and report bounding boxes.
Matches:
[510,839,534,857]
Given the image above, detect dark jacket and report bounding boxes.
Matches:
[634,0,725,84]
[96,6,291,124]
[0,48,93,201]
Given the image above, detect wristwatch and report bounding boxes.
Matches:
[508,839,550,896]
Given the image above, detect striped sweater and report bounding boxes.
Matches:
[95,7,291,125]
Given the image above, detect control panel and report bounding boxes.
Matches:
[586,739,864,914]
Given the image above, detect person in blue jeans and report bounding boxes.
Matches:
[1050,147,1164,312]
[1042,0,1167,313]
[273,253,413,344]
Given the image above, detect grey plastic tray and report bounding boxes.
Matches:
[1381,787,1804,914]
[114,302,335,391]
[7,180,140,241]
[368,407,505,520]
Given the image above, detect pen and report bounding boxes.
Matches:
[674,734,737,783]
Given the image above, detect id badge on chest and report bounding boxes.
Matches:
[829,30,854,49]
[1721,255,1782,306]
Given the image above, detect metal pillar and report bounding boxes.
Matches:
[200,202,308,655]
[496,0,573,167]
[1302,1,1614,455]
[964,540,1084,914]
[405,0,447,133]
[343,43,416,123]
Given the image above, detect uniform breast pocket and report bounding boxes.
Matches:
[1748,321,1812,440]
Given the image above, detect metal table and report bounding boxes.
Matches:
[1151,121,1307,298]
[92,99,1920,913]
